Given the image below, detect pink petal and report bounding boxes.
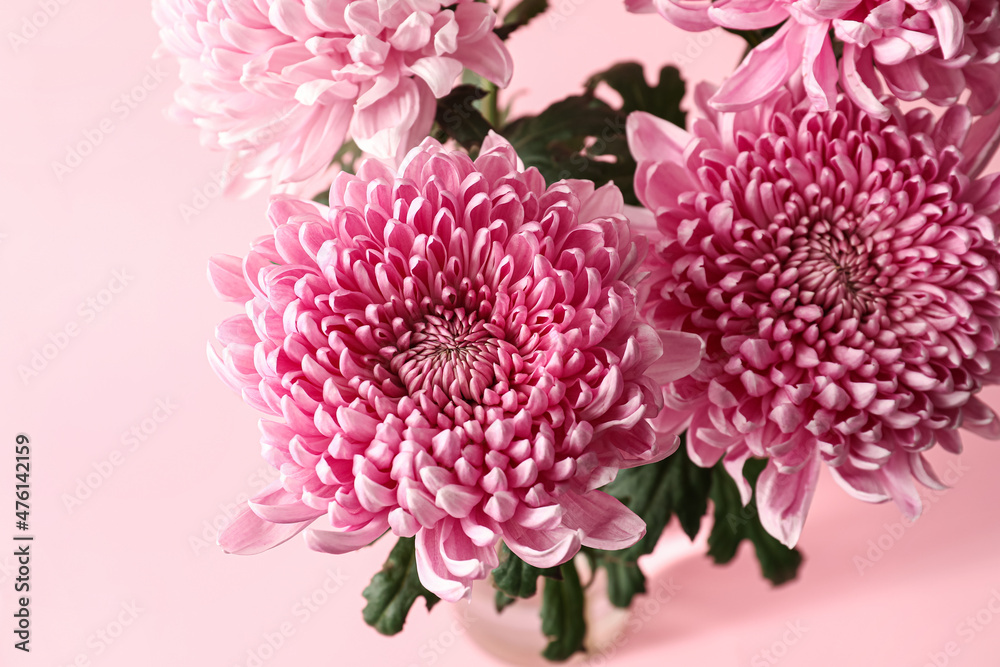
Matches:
[208,254,253,302]
[304,514,389,554]
[435,484,483,518]
[407,56,464,98]
[909,453,947,491]
[964,65,1000,116]
[840,43,889,119]
[646,331,705,383]
[626,111,692,166]
[559,491,646,550]
[218,503,316,555]
[415,523,472,602]
[961,397,1000,439]
[625,0,657,12]
[722,444,754,505]
[352,77,436,163]
[961,105,1000,178]
[927,0,963,60]
[388,10,433,51]
[801,24,838,111]
[711,22,803,112]
[249,480,326,523]
[878,452,922,519]
[453,3,512,87]
[641,0,718,31]
[708,0,787,30]
[755,453,820,547]
[501,522,582,569]
[828,463,890,502]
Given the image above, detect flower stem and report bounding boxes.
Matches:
[483,81,501,128]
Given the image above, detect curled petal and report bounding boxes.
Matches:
[218,502,316,555]
[756,454,820,548]
[502,523,583,569]
[710,22,802,112]
[305,514,389,554]
[559,492,646,550]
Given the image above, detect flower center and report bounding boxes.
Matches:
[390,308,504,404]
[770,200,895,322]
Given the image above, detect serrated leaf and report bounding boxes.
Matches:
[491,542,560,600]
[434,84,494,153]
[706,459,803,586]
[668,446,714,540]
[502,95,618,158]
[585,62,686,127]
[492,543,544,598]
[499,64,691,204]
[362,537,439,635]
[500,94,636,202]
[540,560,586,661]
[496,0,548,39]
[494,589,517,613]
[596,437,713,607]
[594,552,646,609]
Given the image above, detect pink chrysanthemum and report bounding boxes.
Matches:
[208,134,703,601]
[628,84,1000,546]
[627,0,1000,119]
[153,0,512,195]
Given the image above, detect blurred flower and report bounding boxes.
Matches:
[628,84,1000,546]
[626,0,1000,119]
[153,0,513,196]
[209,134,702,600]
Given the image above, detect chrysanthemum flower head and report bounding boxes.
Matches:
[627,0,1000,120]
[209,134,703,600]
[153,0,513,195]
[628,84,1000,546]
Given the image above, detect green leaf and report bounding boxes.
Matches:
[494,589,517,613]
[496,0,548,39]
[434,84,494,153]
[669,445,714,540]
[498,64,689,204]
[540,560,586,661]
[362,537,440,635]
[492,543,545,599]
[585,63,686,127]
[501,94,637,202]
[491,542,561,600]
[595,437,713,607]
[706,459,803,586]
[594,552,646,609]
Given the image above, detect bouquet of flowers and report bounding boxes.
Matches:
[153,0,1000,660]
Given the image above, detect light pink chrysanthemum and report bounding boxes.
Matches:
[628,84,1000,547]
[209,134,703,600]
[153,0,512,195]
[627,0,1000,120]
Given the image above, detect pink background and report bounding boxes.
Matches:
[3,1,1000,665]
